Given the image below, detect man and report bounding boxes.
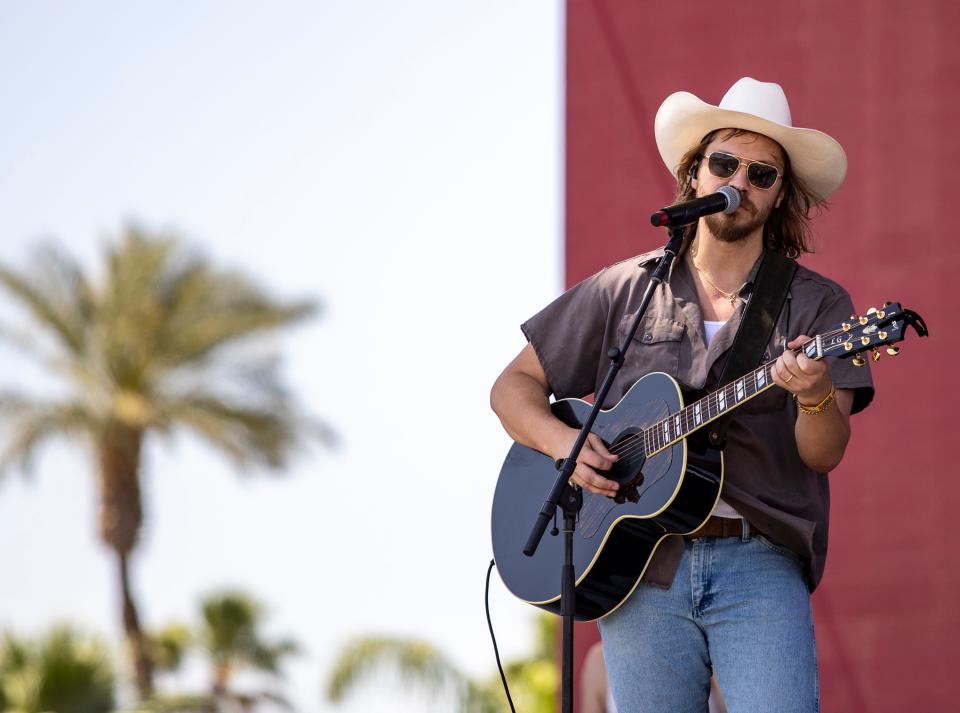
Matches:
[490,78,874,712]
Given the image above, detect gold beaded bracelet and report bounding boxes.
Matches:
[795,385,836,415]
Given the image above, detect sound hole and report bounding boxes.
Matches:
[577,397,675,539]
[607,429,645,504]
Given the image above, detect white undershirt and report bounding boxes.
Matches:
[703,319,725,344]
[703,320,744,520]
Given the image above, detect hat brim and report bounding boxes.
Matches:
[654,91,847,202]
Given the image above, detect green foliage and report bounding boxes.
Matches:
[0,626,115,713]
[148,625,191,673]
[482,613,557,713]
[326,637,500,713]
[141,590,297,711]
[325,613,558,713]
[198,591,297,680]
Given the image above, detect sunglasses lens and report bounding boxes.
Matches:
[707,153,738,178]
[748,163,779,189]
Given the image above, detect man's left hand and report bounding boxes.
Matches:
[772,335,833,406]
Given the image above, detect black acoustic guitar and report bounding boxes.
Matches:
[491,303,927,621]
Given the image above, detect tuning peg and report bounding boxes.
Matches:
[886,346,900,356]
[872,348,881,362]
[859,316,869,325]
[883,301,891,307]
[852,354,866,367]
[850,313,857,320]
[867,307,877,315]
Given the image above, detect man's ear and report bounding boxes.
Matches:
[774,189,784,209]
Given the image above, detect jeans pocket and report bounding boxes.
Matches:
[753,533,801,562]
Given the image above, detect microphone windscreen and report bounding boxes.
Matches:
[718,185,741,214]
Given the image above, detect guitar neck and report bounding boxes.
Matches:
[643,335,824,456]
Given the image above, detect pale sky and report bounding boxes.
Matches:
[0,3,564,711]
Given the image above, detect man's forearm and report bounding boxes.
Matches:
[794,388,853,472]
[490,370,571,458]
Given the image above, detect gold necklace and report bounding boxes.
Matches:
[690,256,741,307]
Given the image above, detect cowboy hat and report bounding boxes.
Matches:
[654,77,847,202]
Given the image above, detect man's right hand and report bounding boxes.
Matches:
[555,430,620,498]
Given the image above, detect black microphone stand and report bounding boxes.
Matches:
[522,226,686,713]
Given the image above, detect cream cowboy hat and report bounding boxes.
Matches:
[654,77,847,202]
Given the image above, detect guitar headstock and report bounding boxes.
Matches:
[817,302,928,366]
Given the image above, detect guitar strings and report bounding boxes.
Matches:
[611,358,790,461]
[605,360,775,461]
[616,323,866,460]
[596,326,856,463]
[612,359,776,461]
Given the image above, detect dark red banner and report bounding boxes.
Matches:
[566,1,958,710]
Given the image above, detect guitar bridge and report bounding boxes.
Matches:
[613,473,644,504]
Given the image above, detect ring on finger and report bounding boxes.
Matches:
[784,373,794,383]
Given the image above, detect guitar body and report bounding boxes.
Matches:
[491,371,723,621]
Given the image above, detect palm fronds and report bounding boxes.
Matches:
[0,626,115,713]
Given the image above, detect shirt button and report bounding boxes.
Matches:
[643,334,652,342]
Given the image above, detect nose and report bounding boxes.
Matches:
[726,163,751,193]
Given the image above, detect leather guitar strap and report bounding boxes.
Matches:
[706,250,797,449]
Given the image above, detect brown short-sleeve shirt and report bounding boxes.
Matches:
[521,248,874,591]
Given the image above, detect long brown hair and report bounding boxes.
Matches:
[673,128,823,257]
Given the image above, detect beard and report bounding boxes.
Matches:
[703,196,775,243]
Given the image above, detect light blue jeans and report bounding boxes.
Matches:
[598,522,818,713]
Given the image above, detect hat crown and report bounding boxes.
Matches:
[719,77,792,128]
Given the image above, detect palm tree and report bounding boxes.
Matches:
[0,625,115,713]
[197,591,297,707]
[325,613,558,713]
[0,227,330,700]
[326,637,500,713]
[136,591,297,713]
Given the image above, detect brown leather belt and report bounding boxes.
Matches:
[683,516,748,540]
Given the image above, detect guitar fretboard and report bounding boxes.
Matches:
[642,337,820,456]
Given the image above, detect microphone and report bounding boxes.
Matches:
[650,186,741,227]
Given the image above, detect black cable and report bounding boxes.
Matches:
[485,559,517,713]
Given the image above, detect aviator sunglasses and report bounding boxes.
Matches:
[706,151,782,190]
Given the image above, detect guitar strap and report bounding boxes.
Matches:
[706,250,797,449]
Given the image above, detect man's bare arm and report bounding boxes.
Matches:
[490,344,620,497]
[772,335,854,472]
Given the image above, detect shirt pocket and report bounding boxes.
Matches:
[617,315,686,385]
